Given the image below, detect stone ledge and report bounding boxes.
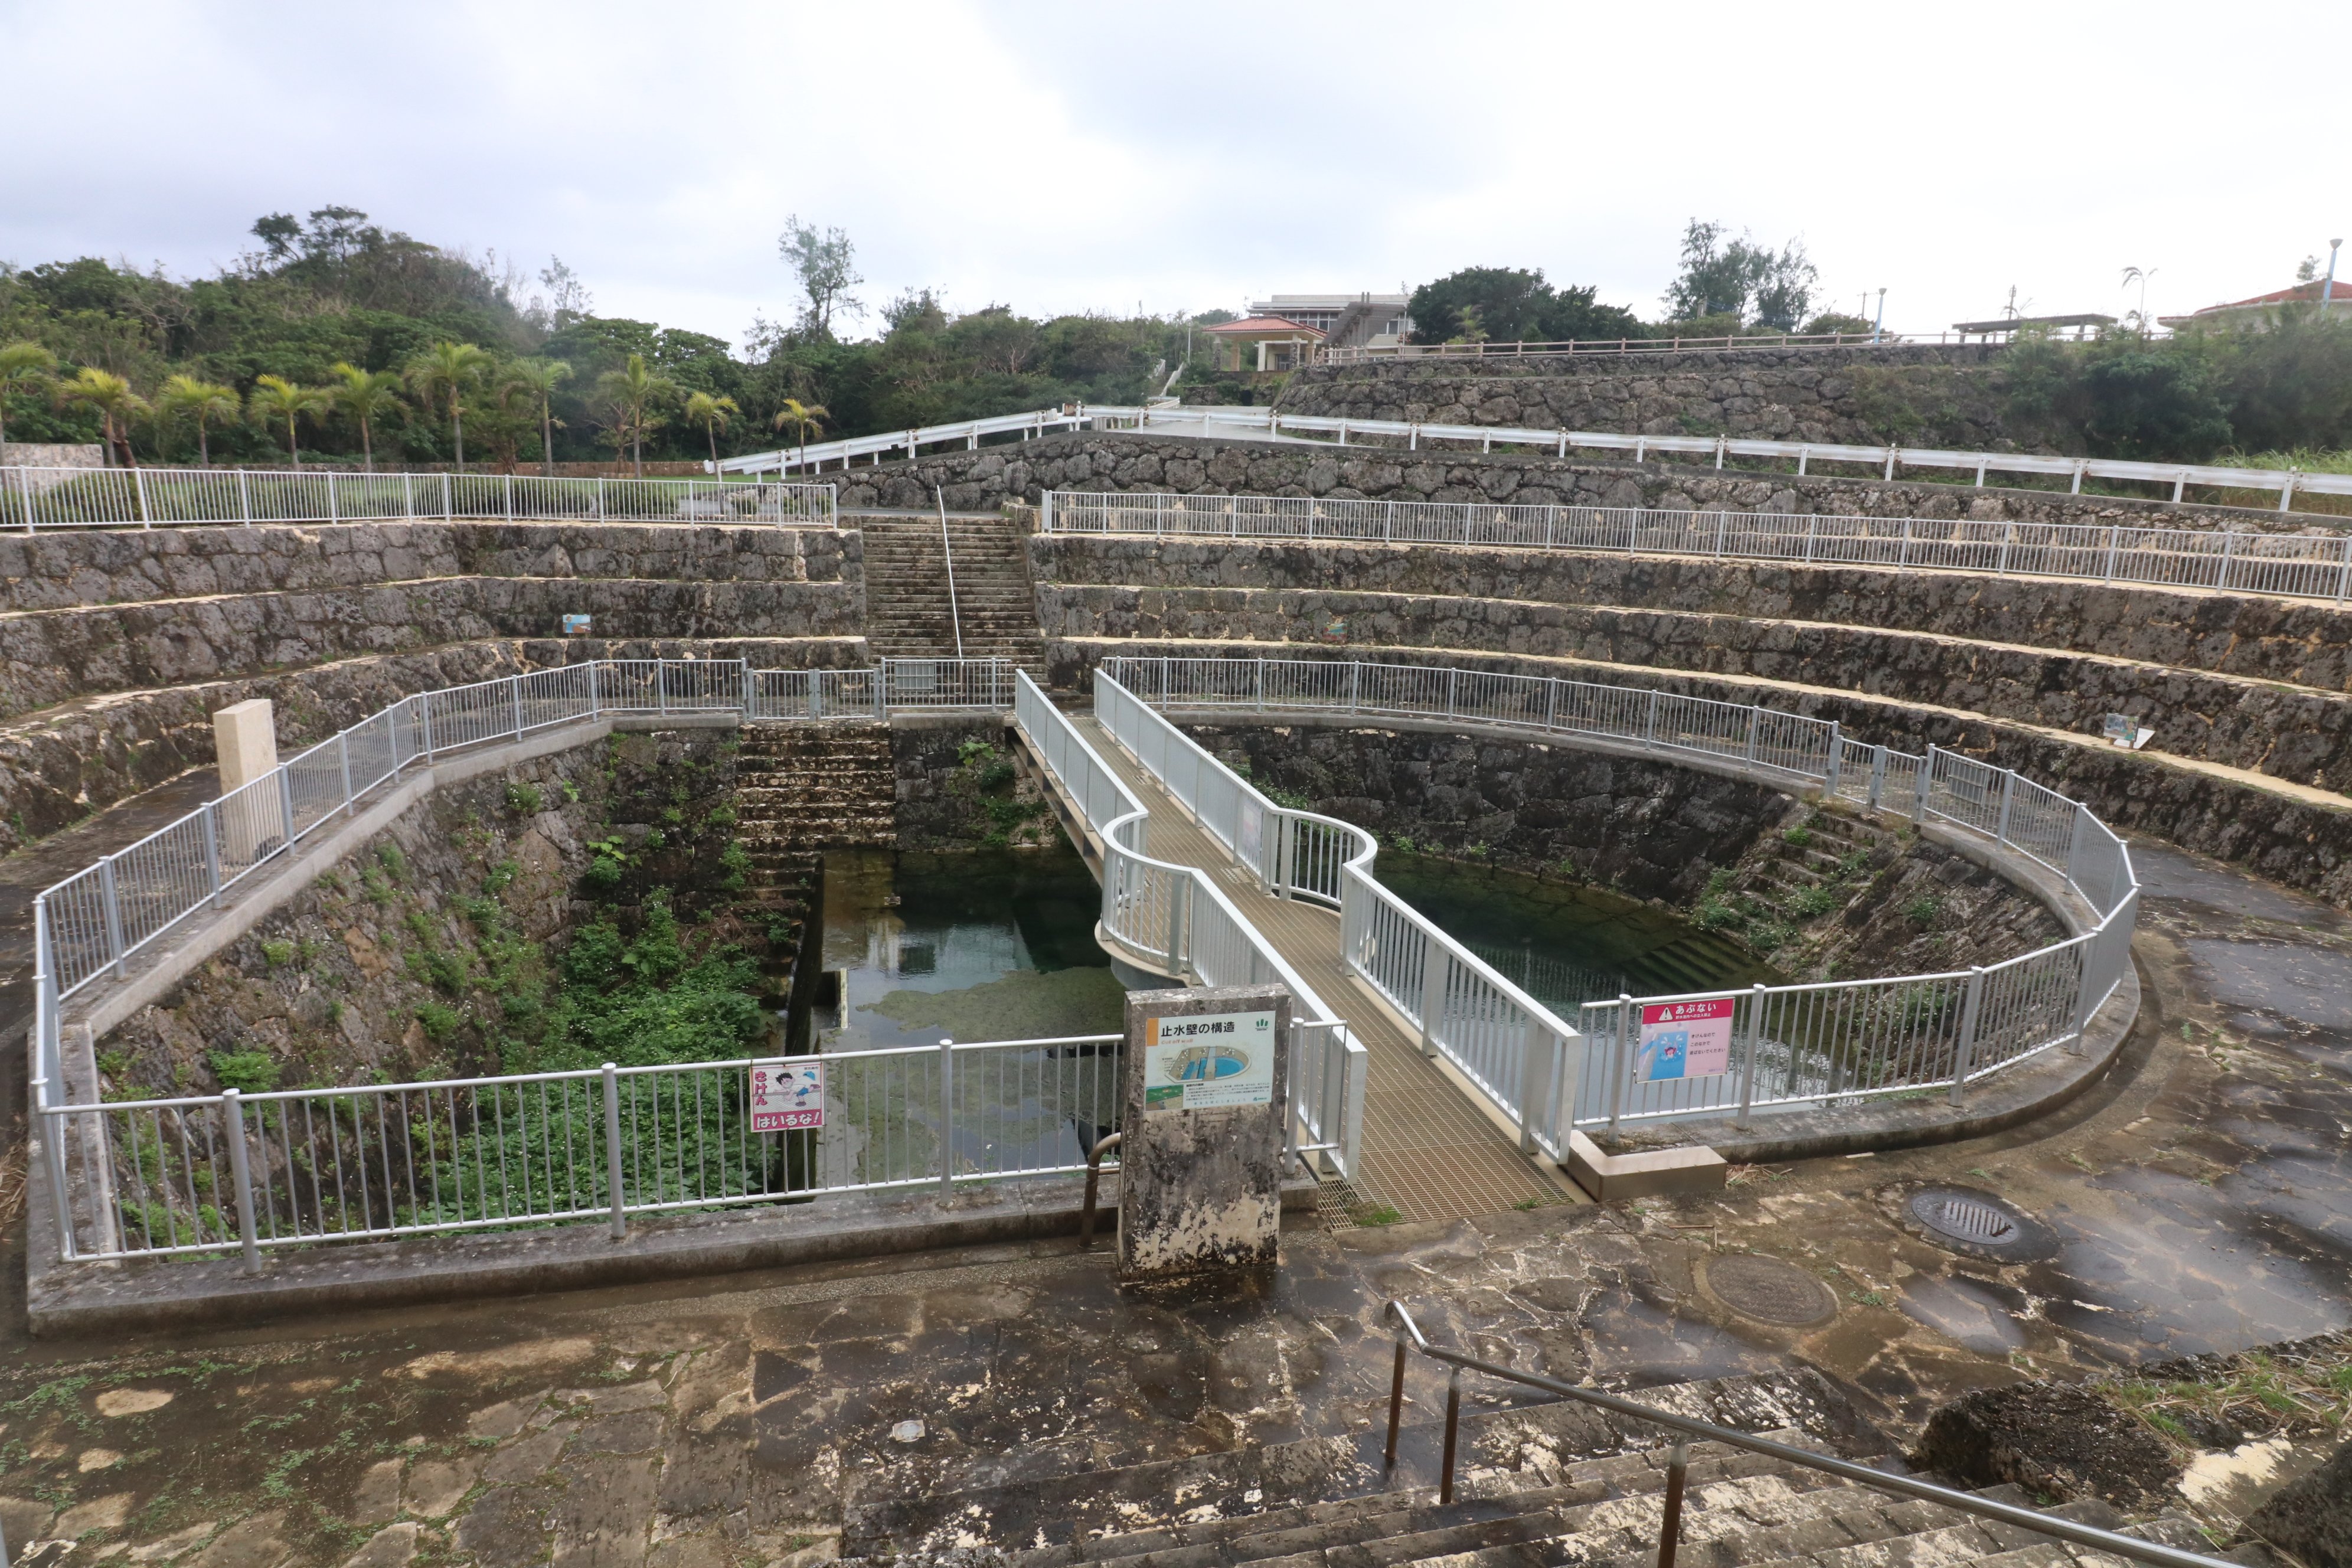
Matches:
[23,1167,1322,1336]
[1566,1130,1726,1200]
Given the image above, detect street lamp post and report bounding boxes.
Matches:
[2325,239,2343,311]
[1871,288,1887,345]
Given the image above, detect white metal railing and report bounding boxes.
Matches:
[1041,489,2352,603]
[1317,328,2087,364]
[38,1033,1125,1265]
[28,656,1019,1168]
[1011,672,1367,1175]
[1091,668,1591,1162]
[1072,406,2352,513]
[1106,656,2138,1135]
[716,407,1095,476]
[0,466,837,532]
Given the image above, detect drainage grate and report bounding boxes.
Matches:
[1902,1185,2055,1262]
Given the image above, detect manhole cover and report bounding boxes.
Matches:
[1902,1185,2056,1262]
[1699,1253,1839,1327]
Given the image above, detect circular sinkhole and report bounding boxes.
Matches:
[1901,1185,2057,1263]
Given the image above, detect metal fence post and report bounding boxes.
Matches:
[1606,994,1632,1138]
[224,1089,262,1273]
[1743,705,1760,766]
[238,468,253,524]
[278,764,297,850]
[603,1063,627,1238]
[204,802,224,908]
[326,470,338,525]
[938,1038,958,1194]
[511,674,526,738]
[1824,721,1842,798]
[1915,746,1934,823]
[1418,935,1450,1057]
[1867,745,1887,813]
[1994,769,2017,845]
[1657,1442,1691,1568]
[420,692,437,760]
[99,856,128,979]
[1736,982,1766,1128]
[1516,1018,1548,1154]
[339,732,354,816]
[1948,967,1985,1106]
[133,466,152,528]
[587,659,601,718]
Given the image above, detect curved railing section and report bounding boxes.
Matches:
[1010,673,1366,1176]
[1105,656,2138,1145]
[1044,488,2352,603]
[1093,670,1593,1162]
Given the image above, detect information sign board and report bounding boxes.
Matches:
[1141,1010,1276,1112]
[1636,997,1737,1083]
[750,1059,824,1131]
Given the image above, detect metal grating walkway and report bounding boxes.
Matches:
[1069,714,1573,1225]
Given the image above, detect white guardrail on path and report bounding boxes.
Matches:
[30,655,1037,1266]
[0,466,837,531]
[1041,489,2352,603]
[1010,671,1367,1177]
[1104,655,2138,1147]
[716,399,2351,514]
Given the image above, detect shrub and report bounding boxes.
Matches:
[207,1048,280,1093]
[505,781,543,815]
[414,1001,462,1042]
[1789,886,1840,919]
[259,938,296,968]
[1903,894,1943,926]
[375,843,406,882]
[1782,827,1813,848]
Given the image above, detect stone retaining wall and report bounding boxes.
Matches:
[1037,582,2352,793]
[0,520,856,615]
[1275,343,2014,447]
[833,432,2325,531]
[1053,638,2352,910]
[0,636,865,858]
[0,576,864,726]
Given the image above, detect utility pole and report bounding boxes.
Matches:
[2325,239,2344,311]
[1871,288,1887,344]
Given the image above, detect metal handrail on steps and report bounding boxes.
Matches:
[936,486,966,659]
[1381,1302,2233,1568]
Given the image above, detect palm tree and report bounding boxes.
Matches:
[501,358,571,476]
[57,368,149,467]
[403,340,492,471]
[157,374,241,465]
[593,353,678,479]
[682,390,741,471]
[0,341,59,448]
[325,363,404,471]
[249,375,330,469]
[772,397,829,470]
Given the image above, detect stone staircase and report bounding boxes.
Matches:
[733,724,898,929]
[860,512,1047,671]
[835,1367,2219,1568]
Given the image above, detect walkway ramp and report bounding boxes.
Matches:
[1067,711,1568,1223]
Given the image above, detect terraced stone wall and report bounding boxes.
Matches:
[1033,538,2352,793]
[829,431,2326,531]
[1273,343,2014,447]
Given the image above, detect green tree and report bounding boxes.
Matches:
[403,339,493,470]
[501,358,572,476]
[594,353,679,478]
[1664,221,1818,329]
[778,215,863,339]
[682,390,740,469]
[1406,268,1648,347]
[156,374,240,465]
[57,367,148,466]
[248,374,330,468]
[325,362,405,470]
[771,397,828,467]
[0,341,60,447]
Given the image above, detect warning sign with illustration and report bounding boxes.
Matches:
[749,1059,825,1131]
[1142,1010,1276,1113]
[1635,997,1737,1083]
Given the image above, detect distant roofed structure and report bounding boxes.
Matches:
[1248,293,1414,351]
[2160,280,2352,329]
[1949,313,2116,342]
[1204,315,1326,373]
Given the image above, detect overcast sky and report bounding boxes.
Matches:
[5,0,2346,349]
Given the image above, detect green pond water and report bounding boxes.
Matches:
[1375,853,1778,1007]
[812,845,1126,1051]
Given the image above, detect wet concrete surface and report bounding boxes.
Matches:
[0,831,2342,1563]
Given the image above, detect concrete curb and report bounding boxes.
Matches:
[24,1165,1323,1337]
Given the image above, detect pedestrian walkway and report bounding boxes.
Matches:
[1068,713,1571,1224]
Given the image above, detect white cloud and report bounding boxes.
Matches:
[2,0,2343,341]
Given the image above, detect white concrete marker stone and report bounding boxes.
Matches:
[212,698,279,793]
[1117,983,1291,1283]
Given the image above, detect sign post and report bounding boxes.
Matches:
[1118,984,1290,1283]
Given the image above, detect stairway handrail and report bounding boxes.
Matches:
[1381,1301,2233,1568]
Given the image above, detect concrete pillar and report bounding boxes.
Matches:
[1118,982,1291,1284]
[213,699,279,793]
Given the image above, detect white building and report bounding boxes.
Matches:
[1246,293,1414,350]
